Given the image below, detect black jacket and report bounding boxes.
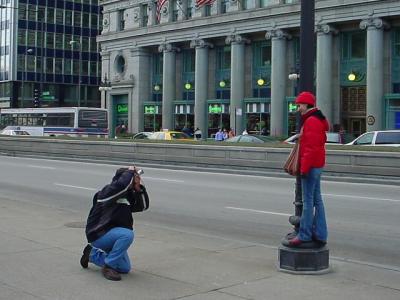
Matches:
[85,169,138,243]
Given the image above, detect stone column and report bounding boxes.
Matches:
[266,29,291,137]
[360,17,389,131]
[130,47,150,133]
[316,24,337,125]
[226,34,249,135]
[190,38,213,139]
[159,43,179,130]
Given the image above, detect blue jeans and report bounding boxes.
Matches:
[89,227,134,273]
[298,168,328,242]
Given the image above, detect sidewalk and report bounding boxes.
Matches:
[0,197,399,300]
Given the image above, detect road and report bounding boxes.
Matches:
[0,155,399,269]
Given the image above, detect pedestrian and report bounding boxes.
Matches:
[194,127,202,140]
[223,128,228,140]
[228,128,235,138]
[215,128,224,141]
[288,91,329,247]
[80,166,149,281]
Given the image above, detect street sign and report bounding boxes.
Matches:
[42,95,55,101]
[117,104,128,113]
[41,91,50,96]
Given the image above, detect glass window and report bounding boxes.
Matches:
[73,60,79,75]
[221,0,229,14]
[18,5,27,20]
[64,59,72,75]
[91,14,98,27]
[351,32,366,58]
[118,10,125,31]
[46,32,54,48]
[55,58,63,74]
[65,10,73,26]
[18,29,26,46]
[90,37,97,53]
[394,30,400,57]
[82,61,88,76]
[82,13,90,28]
[65,34,72,49]
[261,44,271,65]
[183,50,195,72]
[56,9,64,25]
[27,30,36,47]
[55,33,63,49]
[142,4,148,27]
[187,0,194,19]
[90,61,97,76]
[46,7,54,23]
[37,31,43,48]
[17,55,24,71]
[28,5,37,21]
[375,132,400,144]
[46,57,54,73]
[74,11,81,27]
[153,53,163,75]
[353,132,373,145]
[82,37,89,52]
[36,57,42,73]
[217,46,231,70]
[27,55,35,72]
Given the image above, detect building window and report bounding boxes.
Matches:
[394,29,400,57]
[55,58,63,74]
[172,0,179,22]
[342,32,366,60]
[187,0,194,19]
[115,55,126,74]
[46,7,54,24]
[141,4,148,27]
[56,9,64,25]
[46,32,54,49]
[221,0,229,14]
[91,14,98,28]
[46,58,54,73]
[74,11,81,27]
[183,50,195,72]
[65,10,73,26]
[118,10,125,31]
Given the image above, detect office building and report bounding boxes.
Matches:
[0,0,102,108]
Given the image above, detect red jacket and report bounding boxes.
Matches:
[299,108,330,175]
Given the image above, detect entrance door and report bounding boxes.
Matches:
[349,118,366,138]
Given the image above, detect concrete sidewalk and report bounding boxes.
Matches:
[0,197,399,300]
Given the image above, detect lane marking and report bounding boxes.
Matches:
[226,206,291,217]
[54,183,96,191]
[324,193,400,203]
[145,177,185,183]
[27,165,56,170]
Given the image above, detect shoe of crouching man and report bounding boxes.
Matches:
[102,265,122,281]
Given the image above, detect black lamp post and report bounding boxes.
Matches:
[278,0,330,274]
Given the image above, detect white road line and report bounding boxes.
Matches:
[324,193,400,203]
[226,206,291,217]
[27,165,56,170]
[145,177,185,183]
[54,183,96,191]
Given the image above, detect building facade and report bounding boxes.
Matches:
[0,0,102,109]
[98,0,400,138]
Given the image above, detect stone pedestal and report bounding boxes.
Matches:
[278,245,330,274]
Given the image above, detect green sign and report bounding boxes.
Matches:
[42,91,50,96]
[117,104,128,114]
[208,105,222,114]
[288,103,297,113]
[144,105,156,114]
[42,95,55,101]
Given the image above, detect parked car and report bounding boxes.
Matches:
[224,134,280,144]
[346,130,400,147]
[147,130,191,140]
[132,132,153,140]
[284,132,343,144]
[0,129,30,136]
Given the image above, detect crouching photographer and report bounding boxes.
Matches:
[80,166,149,281]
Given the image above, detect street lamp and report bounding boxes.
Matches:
[99,74,112,109]
[70,40,81,107]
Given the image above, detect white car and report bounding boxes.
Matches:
[0,129,30,136]
[284,132,342,144]
[346,130,400,147]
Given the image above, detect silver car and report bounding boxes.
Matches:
[346,130,400,147]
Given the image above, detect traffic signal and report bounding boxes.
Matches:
[33,88,40,107]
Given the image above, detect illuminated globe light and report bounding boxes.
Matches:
[348,73,356,81]
[257,78,265,86]
[154,84,161,91]
[219,80,226,88]
[184,82,192,90]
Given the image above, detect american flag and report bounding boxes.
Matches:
[195,0,216,8]
[157,0,168,21]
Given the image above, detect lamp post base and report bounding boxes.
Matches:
[278,244,330,274]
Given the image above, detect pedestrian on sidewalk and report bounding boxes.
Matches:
[288,91,329,247]
[80,166,149,281]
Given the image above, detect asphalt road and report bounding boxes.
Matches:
[0,155,399,269]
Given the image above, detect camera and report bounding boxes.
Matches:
[136,169,144,175]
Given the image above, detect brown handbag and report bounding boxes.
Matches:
[283,131,301,176]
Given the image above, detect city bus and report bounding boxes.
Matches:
[0,107,108,137]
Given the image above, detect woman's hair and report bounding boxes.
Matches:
[112,167,129,181]
[307,104,314,109]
